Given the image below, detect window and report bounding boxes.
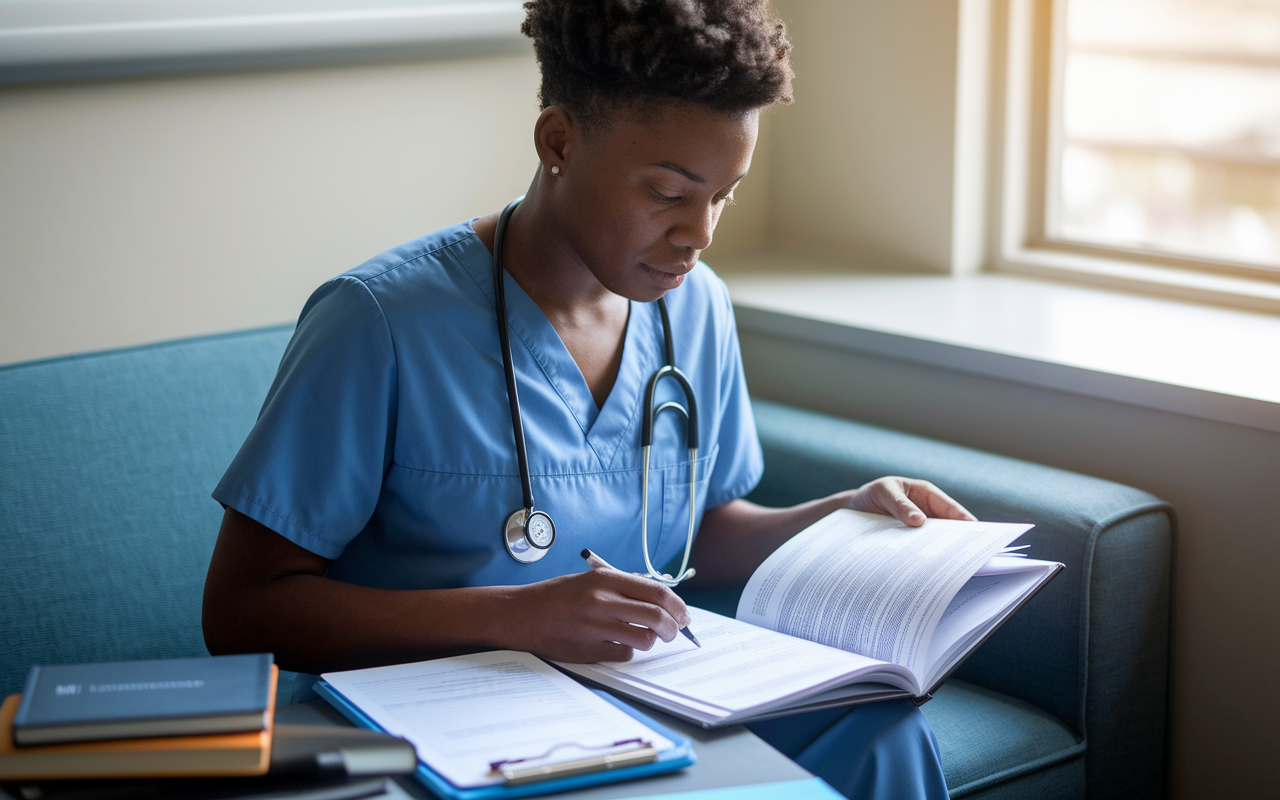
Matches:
[1052,0,1280,271]
[998,0,1280,309]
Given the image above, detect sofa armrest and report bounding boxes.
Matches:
[680,399,1171,800]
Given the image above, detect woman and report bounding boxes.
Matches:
[204,1,966,797]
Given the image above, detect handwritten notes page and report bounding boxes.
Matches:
[322,651,672,788]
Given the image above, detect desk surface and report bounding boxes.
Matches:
[276,700,812,800]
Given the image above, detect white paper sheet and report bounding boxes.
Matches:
[323,651,672,788]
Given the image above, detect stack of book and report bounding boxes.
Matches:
[2,654,278,779]
[0,654,415,800]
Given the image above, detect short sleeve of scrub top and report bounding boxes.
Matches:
[213,221,764,591]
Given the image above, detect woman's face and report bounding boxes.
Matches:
[548,100,759,303]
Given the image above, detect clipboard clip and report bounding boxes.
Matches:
[489,738,658,786]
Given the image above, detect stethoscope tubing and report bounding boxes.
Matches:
[493,200,537,513]
[494,197,698,583]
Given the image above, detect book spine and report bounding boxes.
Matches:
[13,666,41,728]
[257,654,274,706]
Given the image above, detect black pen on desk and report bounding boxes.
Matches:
[580,548,701,648]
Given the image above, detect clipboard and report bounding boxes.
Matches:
[315,680,696,800]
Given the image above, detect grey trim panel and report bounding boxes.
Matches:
[0,1,525,82]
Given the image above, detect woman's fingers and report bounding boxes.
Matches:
[853,477,925,526]
[852,477,976,525]
[612,597,681,643]
[886,482,927,526]
[603,571,691,629]
[908,480,977,521]
[510,569,690,663]
[600,619,661,651]
[587,641,636,663]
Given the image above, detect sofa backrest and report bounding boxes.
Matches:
[0,326,293,696]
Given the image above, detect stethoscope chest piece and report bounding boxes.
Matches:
[503,507,556,563]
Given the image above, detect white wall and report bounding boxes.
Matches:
[0,53,541,365]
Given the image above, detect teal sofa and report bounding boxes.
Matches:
[0,325,1172,799]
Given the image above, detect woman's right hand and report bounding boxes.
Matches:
[501,569,692,663]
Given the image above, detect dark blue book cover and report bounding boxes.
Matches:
[12,653,273,745]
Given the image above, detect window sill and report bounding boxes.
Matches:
[719,254,1280,434]
[997,246,1280,316]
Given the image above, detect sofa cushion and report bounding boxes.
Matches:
[922,680,1082,798]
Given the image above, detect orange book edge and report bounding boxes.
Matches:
[0,664,277,780]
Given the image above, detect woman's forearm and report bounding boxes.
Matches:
[202,509,518,673]
[209,574,521,675]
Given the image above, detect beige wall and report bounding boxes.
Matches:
[0,53,542,365]
[0,47,776,367]
[762,0,968,271]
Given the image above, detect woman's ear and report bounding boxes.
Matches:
[533,106,574,177]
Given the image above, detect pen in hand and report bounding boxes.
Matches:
[580,548,701,648]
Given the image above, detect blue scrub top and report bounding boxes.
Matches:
[214,221,763,590]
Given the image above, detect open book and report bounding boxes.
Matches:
[555,510,1063,728]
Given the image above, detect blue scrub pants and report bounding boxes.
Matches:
[748,699,948,799]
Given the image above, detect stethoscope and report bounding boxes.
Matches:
[494,198,699,586]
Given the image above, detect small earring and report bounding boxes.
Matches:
[550,165,560,175]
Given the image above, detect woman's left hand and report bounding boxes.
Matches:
[847,477,976,527]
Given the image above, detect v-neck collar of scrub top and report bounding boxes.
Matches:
[456,223,662,471]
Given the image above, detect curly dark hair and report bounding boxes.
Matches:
[521,0,793,124]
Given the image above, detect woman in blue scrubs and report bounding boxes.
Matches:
[203,2,969,797]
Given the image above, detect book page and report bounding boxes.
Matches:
[554,607,915,723]
[922,559,1061,688]
[323,651,671,788]
[736,510,1032,680]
